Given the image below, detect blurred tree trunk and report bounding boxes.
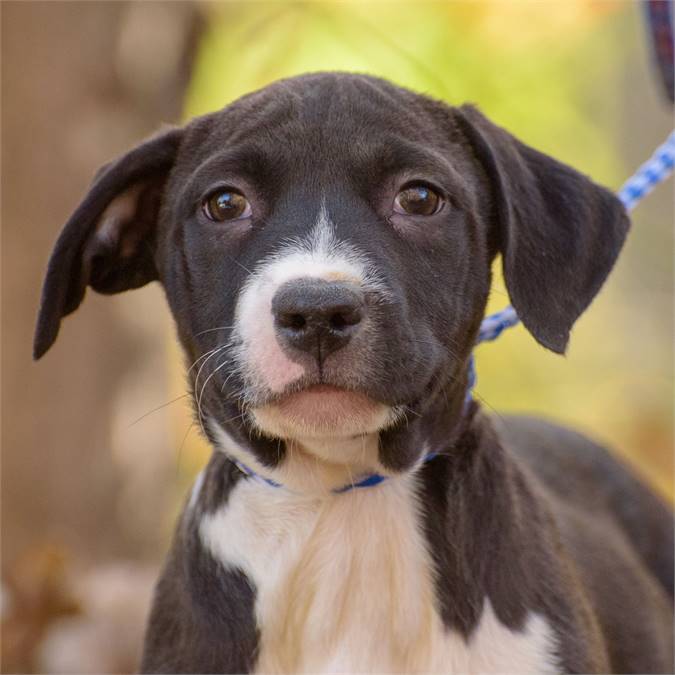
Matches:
[1,0,202,572]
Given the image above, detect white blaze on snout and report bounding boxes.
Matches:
[233,205,378,395]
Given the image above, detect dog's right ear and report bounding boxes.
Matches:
[33,128,183,360]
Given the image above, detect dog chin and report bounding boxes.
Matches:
[250,384,397,442]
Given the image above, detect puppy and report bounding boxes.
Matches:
[34,73,673,674]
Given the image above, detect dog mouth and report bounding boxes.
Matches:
[250,382,399,440]
[275,384,384,420]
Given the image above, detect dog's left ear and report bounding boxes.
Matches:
[455,105,630,354]
[33,127,183,359]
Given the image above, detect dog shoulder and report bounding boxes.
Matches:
[492,414,674,673]
[419,410,612,673]
[141,454,259,674]
[497,414,674,599]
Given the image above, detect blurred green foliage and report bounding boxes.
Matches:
[173,1,672,499]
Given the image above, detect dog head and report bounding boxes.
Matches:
[34,73,629,490]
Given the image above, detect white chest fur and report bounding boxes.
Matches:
[200,474,558,674]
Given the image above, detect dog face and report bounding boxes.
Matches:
[34,73,629,479]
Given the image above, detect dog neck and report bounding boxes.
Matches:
[207,397,475,497]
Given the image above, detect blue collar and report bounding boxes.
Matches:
[229,355,476,495]
[231,450,439,495]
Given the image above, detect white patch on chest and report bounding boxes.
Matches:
[200,476,558,674]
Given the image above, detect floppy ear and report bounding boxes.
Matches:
[33,127,183,360]
[455,105,630,354]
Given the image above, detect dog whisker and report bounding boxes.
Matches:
[226,254,254,277]
[220,368,240,394]
[344,463,356,493]
[196,357,232,429]
[175,421,196,478]
[220,410,248,427]
[194,326,236,338]
[187,345,226,378]
[128,393,190,427]
[192,354,224,437]
[402,405,422,419]
[311,452,330,498]
[193,346,230,394]
[470,388,505,424]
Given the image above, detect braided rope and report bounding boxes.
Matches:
[617,130,675,210]
[476,130,675,345]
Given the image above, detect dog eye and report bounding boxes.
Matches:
[393,184,441,216]
[202,190,252,222]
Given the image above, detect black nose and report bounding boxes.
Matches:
[272,278,365,360]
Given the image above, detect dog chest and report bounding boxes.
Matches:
[199,474,557,674]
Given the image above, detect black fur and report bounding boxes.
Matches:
[33,73,672,674]
[142,454,259,673]
[455,106,630,353]
[33,127,182,359]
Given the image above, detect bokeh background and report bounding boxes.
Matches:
[2,1,672,672]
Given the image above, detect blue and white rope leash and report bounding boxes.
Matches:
[234,131,675,494]
[616,131,675,210]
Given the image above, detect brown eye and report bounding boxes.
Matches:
[393,184,441,216]
[203,190,251,222]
